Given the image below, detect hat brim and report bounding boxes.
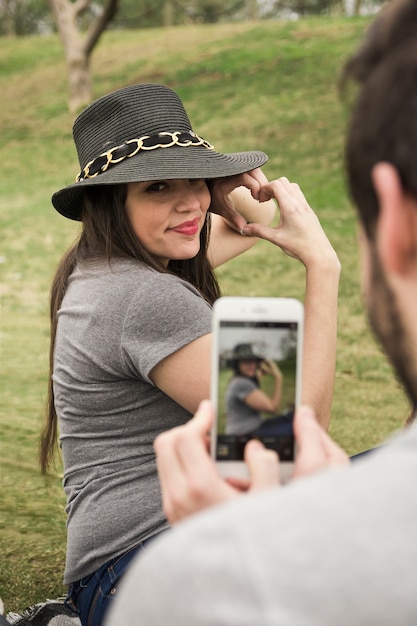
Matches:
[52,145,268,220]
[226,355,264,368]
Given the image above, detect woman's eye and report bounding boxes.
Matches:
[146,181,168,193]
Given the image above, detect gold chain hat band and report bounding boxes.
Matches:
[76,130,214,182]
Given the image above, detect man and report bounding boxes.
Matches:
[106,0,417,623]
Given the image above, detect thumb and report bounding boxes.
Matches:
[294,406,349,478]
[192,399,214,436]
[244,439,280,491]
[241,222,272,239]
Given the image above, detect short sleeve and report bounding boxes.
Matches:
[228,377,257,401]
[121,272,212,383]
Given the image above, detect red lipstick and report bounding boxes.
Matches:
[170,218,199,236]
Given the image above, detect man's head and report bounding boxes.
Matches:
[344,0,417,240]
[343,0,417,407]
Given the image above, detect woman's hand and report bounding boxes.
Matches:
[209,168,273,233]
[242,177,339,270]
[207,168,276,268]
[154,400,280,524]
[258,359,282,380]
[243,179,340,429]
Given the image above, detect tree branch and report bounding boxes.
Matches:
[84,0,120,56]
[73,0,93,18]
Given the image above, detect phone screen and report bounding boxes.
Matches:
[214,320,299,462]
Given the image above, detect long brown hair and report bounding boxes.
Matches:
[40,183,220,473]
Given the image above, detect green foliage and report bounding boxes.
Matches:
[0,0,50,36]
[273,0,341,16]
[111,0,164,28]
[0,16,410,615]
[186,0,247,23]
[111,0,249,28]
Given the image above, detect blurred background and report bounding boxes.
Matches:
[0,0,408,615]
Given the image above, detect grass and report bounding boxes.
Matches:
[0,16,410,614]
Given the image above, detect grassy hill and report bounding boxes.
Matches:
[0,17,410,612]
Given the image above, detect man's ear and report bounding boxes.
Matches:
[372,162,417,277]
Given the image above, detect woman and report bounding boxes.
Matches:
[39,83,340,626]
[225,343,286,436]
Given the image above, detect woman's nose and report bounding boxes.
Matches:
[175,182,201,212]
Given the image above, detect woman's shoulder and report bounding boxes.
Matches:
[75,257,199,295]
[104,259,212,317]
[229,376,257,391]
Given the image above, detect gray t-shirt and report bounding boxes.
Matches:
[225,376,262,435]
[53,257,211,584]
[106,422,417,625]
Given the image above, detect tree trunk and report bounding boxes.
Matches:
[249,0,258,20]
[163,1,174,26]
[354,0,362,14]
[47,0,119,113]
[67,45,92,113]
[3,0,16,35]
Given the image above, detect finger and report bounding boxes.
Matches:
[244,439,280,490]
[262,178,308,211]
[237,171,264,200]
[241,221,276,240]
[211,172,260,198]
[223,210,248,234]
[317,427,351,466]
[293,406,349,478]
[154,401,214,521]
[226,476,251,492]
[170,402,237,503]
[241,222,296,256]
[209,185,249,232]
[244,168,270,197]
[173,400,214,469]
[154,428,190,522]
[237,178,260,201]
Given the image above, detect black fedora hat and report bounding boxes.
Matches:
[226,343,264,368]
[52,83,268,220]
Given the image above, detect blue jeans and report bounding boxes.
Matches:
[65,534,161,626]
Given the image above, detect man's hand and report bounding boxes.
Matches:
[154,400,279,524]
[293,405,349,478]
[154,402,349,525]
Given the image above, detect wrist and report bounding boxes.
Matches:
[304,249,341,277]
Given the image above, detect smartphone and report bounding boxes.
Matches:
[210,296,303,483]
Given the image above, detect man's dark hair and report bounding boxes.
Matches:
[342,0,417,239]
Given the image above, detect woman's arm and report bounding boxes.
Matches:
[243,178,341,429]
[244,362,283,414]
[301,255,340,430]
[150,333,212,415]
[152,177,339,429]
[207,169,276,269]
